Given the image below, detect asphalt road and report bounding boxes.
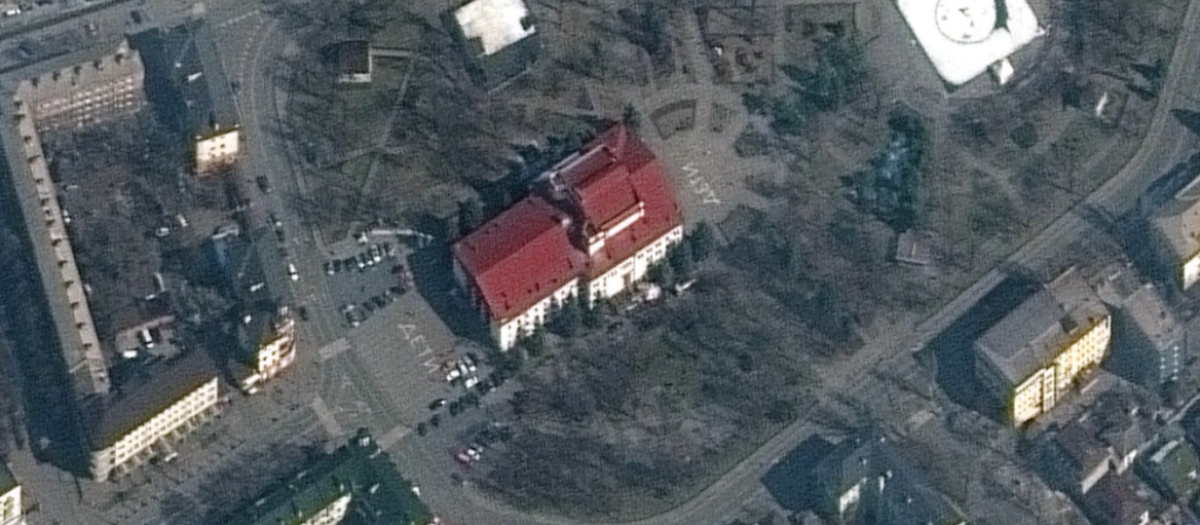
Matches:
[379,1,1200,524]
[7,0,1200,523]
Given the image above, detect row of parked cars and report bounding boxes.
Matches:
[339,286,405,327]
[325,243,396,275]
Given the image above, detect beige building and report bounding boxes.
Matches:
[237,312,297,394]
[1153,194,1200,290]
[0,464,24,525]
[151,23,240,175]
[975,268,1112,426]
[13,39,144,135]
[85,351,221,481]
[5,67,112,397]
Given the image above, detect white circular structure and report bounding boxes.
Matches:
[935,0,997,44]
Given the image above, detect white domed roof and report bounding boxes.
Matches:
[935,0,997,44]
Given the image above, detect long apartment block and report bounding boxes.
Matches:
[1,36,223,481]
[0,38,146,398]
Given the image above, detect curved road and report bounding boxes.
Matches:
[239,1,1200,524]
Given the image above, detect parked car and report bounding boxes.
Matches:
[287,263,299,281]
[428,398,447,410]
[344,309,360,328]
[324,262,334,275]
[297,306,309,321]
[256,175,271,193]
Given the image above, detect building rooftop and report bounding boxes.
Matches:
[1081,475,1151,525]
[896,0,1044,85]
[453,0,536,57]
[83,349,219,450]
[226,430,433,525]
[1154,196,1200,261]
[144,23,239,140]
[555,124,684,276]
[1052,419,1115,477]
[813,435,965,525]
[1121,284,1181,352]
[976,268,1108,385]
[453,196,585,320]
[0,86,110,396]
[1144,439,1200,500]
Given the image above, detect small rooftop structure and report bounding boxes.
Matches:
[331,40,371,84]
[894,229,933,266]
[453,0,536,56]
[896,0,1044,85]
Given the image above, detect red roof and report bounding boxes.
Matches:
[454,124,683,321]
[452,196,585,320]
[574,125,683,275]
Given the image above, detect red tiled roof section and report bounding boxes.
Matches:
[582,125,683,275]
[453,196,585,320]
[574,165,638,230]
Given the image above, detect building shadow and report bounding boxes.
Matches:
[404,217,491,347]
[760,434,837,513]
[0,176,90,476]
[914,275,1040,425]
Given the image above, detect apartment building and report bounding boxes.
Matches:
[0,464,24,525]
[12,38,145,135]
[1095,268,1184,388]
[236,309,297,394]
[2,67,112,397]
[975,268,1112,426]
[453,124,684,350]
[141,23,240,175]
[84,350,221,481]
[1153,193,1200,290]
[224,430,434,525]
[809,435,967,525]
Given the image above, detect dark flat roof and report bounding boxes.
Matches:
[141,22,238,140]
[333,40,371,75]
[84,349,219,449]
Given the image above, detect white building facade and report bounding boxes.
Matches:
[90,376,221,480]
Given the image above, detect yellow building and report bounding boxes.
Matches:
[1152,193,1200,290]
[0,463,24,525]
[975,268,1111,426]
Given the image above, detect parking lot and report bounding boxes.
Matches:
[321,241,411,328]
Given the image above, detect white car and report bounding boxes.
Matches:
[288,263,299,281]
[446,367,462,382]
[464,376,480,389]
